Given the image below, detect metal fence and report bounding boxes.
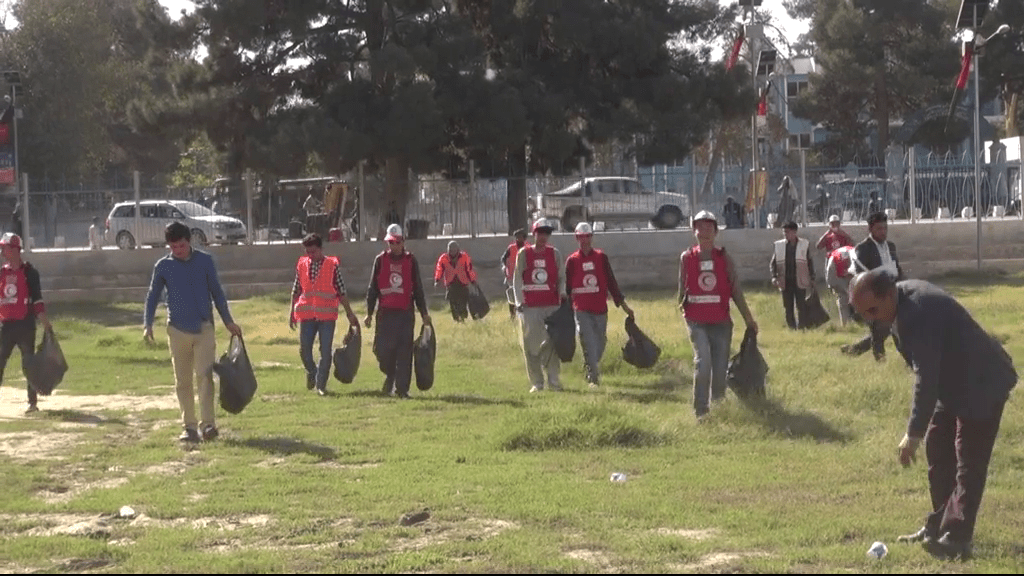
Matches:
[5,148,1021,249]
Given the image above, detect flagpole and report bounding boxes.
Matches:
[973,4,981,270]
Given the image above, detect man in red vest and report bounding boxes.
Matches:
[434,240,478,322]
[679,212,757,420]
[825,243,857,326]
[0,233,51,414]
[501,229,529,320]
[289,233,360,396]
[566,222,633,389]
[816,214,854,252]
[364,224,431,398]
[512,219,567,392]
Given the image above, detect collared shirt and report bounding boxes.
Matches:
[144,248,235,334]
[291,257,346,301]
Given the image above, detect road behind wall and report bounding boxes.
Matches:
[27,219,1024,304]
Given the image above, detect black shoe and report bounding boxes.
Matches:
[25,403,39,414]
[923,532,973,560]
[316,387,327,397]
[179,428,201,443]
[396,391,411,399]
[306,374,316,390]
[201,425,219,442]
[897,527,935,544]
[873,352,886,362]
[382,378,394,395]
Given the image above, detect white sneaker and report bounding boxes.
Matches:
[529,386,542,393]
[588,383,599,390]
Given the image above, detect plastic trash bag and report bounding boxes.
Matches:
[212,334,259,414]
[467,283,490,320]
[414,324,436,391]
[726,328,768,399]
[27,327,69,396]
[801,288,831,330]
[621,317,661,369]
[332,325,361,384]
[544,300,576,363]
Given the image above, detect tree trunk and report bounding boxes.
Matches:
[874,69,889,160]
[379,156,412,238]
[506,148,528,234]
[699,128,724,198]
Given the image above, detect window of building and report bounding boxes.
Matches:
[787,80,808,104]
[788,133,811,151]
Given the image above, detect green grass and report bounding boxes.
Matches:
[1,281,1023,573]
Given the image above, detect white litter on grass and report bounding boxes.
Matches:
[867,541,888,559]
[609,473,627,482]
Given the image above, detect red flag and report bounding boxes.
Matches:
[944,40,974,134]
[726,26,745,71]
[757,79,771,116]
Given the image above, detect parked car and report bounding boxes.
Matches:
[532,177,690,231]
[106,200,247,249]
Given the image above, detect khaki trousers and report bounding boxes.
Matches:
[167,323,217,429]
[519,305,560,389]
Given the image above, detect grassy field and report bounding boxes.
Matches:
[1,275,1023,574]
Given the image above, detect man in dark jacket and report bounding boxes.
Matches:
[842,211,902,360]
[850,270,1016,560]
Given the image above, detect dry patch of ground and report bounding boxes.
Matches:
[0,431,83,461]
[393,518,517,552]
[38,477,130,505]
[0,387,179,419]
[651,527,719,541]
[0,512,274,540]
[564,548,618,572]
[670,551,770,572]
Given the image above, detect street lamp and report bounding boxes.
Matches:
[954,0,1007,269]
[740,0,764,227]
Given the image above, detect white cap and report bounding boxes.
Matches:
[385,224,403,242]
[692,210,718,226]
[532,218,554,233]
[574,222,593,236]
[828,214,841,223]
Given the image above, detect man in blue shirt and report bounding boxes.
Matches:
[144,222,242,444]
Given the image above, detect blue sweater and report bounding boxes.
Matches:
[144,249,234,334]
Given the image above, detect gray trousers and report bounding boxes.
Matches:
[575,310,607,384]
[826,265,852,326]
[374,308,415,395]
[686,320,733,417]
[519,305,560,389]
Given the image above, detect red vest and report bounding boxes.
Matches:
[377,251,414,310]
[568,249,609,314]
[681,246,732,324]
[0,264,31,321]
[505,242,528,281]
[294,256,340,321]
[435,252,476,286]
[829,246,855,278]
[521,245,559,307]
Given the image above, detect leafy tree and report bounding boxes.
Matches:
[787,0,960,161]
[983,0,1024,136]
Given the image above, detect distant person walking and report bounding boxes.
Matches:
[722,196,744,229]
[433,240,477,323]
[0,233,51,414]
[88,216,103,250]
[10,200,22,238]
[512,219,567,393]
[816,215,854,253]
[769,221,815,329]
[290,233,359,396]
[500,229,529,320]
[841,211,902,361]
[143,222,242,444]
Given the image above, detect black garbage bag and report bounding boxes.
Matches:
[544,300,576,363]
[800,288,831,330]
[414,324,436,391]
[212,334,259,415]
[726,328,768,399]
[621,317,661,369]
[467,283,490,320]
[332,325,361,384]
[27,327,69,396]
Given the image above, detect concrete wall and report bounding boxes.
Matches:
[28,219,1024,304]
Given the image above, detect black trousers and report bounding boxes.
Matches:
[446,282,469,322]
[0,318,37,405]
[373,308,414,395]
[781,286,806,329]
[924,400,1005,543]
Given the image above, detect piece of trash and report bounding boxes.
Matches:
[866,541,887,559]
[118,506,136,519]
[610,473,627,482]
[400,508,431,526]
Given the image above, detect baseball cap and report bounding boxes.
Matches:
[0,232,22,250]
[574,222,593,236]
[828,214,841,223]
[532,218,554,234]
[385,224,403,243]
[692,210,718,226]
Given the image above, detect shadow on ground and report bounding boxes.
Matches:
[52,303,143,327]
[40,409,128,426]
[224,436,337,462]
[418,394,526,408]
[738,396,853,444]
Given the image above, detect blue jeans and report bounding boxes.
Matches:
[300,320,336,390]
[686,320,733,417]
